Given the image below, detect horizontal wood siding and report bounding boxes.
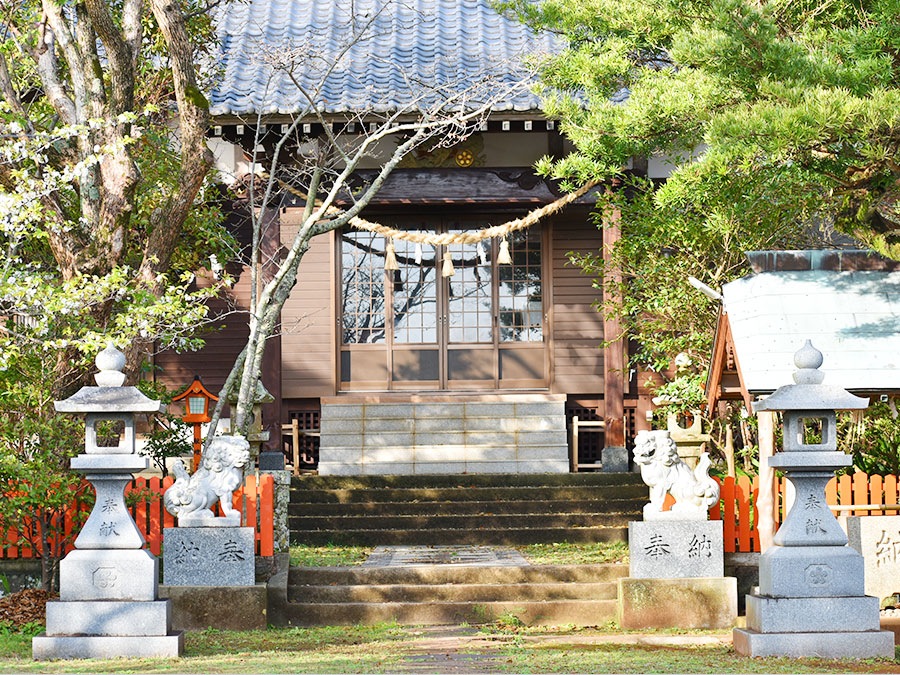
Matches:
[281,214,335,398]
[154,267,251,394]
[551,216,605,394]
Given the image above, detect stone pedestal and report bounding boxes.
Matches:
[628,521,723,578]
[618,577,737,629]
[258,451,285,471]
[600,446,629,473]
[735,451,893,657]
[159,583,267,630]
[733,341,893,659]
[619,520,735,629]
[33,345,183,660]
[163,527,255,586]
[843,514,900,603]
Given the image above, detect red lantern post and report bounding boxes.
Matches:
[172,376,218,469]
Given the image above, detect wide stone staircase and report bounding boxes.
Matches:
[289,473,646,546]
[278,563,628,626]
[277,474,645,626]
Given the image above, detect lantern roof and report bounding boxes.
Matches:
[172,376,219,403]
[55,344,165,414]
[753,341,869,413]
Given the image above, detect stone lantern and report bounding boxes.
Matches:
[32,344,183,659]
[733,341,893,658]
[226,379,274,462]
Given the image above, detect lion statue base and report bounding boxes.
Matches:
[163,435,251,528]
[633,429,719,521]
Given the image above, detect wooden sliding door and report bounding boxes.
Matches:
[339,217,546,391]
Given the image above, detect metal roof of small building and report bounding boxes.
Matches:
[721,269,900,393]
[210,0,561,118]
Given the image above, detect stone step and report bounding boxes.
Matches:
[288,581,618,603]
[291,473,643,489]
[288,512,634,531]
[288,563,628,586]
[290,526,628,546]
[289,485,648,504]
[278,599,618,626]
[288,498,646,517]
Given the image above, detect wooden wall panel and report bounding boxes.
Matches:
[550,215,605,394]
[280,212,336,398]
[154,265,251,395]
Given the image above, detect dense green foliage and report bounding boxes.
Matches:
[502,0,900,380]
[0,0,236,582]
[0,352,87,591]
[0,0,237,391]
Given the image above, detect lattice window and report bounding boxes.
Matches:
[625,406,637,447]
[447,236,493,344]
[284,409,320,469]
[392,235,438,344]
[498,228,542,342]
[566,401,604,465]
[341,231,387,344]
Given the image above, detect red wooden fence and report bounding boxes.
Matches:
[711,472,900,553]
[2,473,275,559]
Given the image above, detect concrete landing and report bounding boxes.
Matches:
[362,545,528,567]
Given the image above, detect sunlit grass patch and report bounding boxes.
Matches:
[289,544,374,567]
[516,541,628,565]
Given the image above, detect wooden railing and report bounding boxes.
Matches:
[2,473,275,559]
[711,472,900,553]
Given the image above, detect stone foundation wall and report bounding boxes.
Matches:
[318,397,569,475]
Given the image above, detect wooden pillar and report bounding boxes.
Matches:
[601,197,627,471]
[757,410,777,551]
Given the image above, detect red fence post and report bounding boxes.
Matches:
[885,475,898,516]
[244,475,257,552]
[162,477,175,530]
[750,475,760,552]
[259,474,274,557]
[722,477,736,553]
[147,476,162,555]
[737,475,752,552]
[870,474,883,513]
[825,477,837,509]
[853,472,868,516]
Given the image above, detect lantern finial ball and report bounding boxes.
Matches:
[793,340,825,385]
[94,342,127,387]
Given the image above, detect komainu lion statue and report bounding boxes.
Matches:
[633,429,719,520]
[163,435,251,522]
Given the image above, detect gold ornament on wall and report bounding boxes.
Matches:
[454,148,475,167]
[397,135,486,168]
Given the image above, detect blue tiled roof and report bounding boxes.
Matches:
[210,0,561,117]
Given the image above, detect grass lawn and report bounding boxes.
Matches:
[514,541,628,565]
[288,542,629,567]
[1,624,898,673]
[289,545,374,567]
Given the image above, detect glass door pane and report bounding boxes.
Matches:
[341,231,387,344]
[392,236,438,345]
[446,237,493,344]
[498,228,543,342]
[339,230,388,388]
[391,235,440,385]
[445,228,495,386]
